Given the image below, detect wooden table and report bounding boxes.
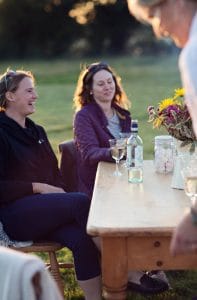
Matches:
[87,161,197,300]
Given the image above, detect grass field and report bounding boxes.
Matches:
[0,55,196,299]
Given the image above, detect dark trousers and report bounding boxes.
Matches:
[0,192,100,280]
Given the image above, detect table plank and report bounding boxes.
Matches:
[87,160,190,236]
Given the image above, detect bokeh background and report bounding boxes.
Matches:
[0,0,177,59]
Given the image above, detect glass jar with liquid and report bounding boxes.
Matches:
[154,135,174,174]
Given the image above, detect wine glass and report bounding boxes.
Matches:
[119,132,131,140]
[109,138,125,176]
[119,132,131,167]
[181,156,197,206]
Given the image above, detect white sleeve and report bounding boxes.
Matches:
[179,38,197,102]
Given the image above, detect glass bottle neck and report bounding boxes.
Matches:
[131,130,138,135]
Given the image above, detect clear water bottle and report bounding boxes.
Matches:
[126,120,143,183]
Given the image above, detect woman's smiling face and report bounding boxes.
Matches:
[7,77,38,116]
[92,69,116,106]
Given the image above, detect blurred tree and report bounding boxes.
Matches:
[0,0,171,58]
[69,0,139,55]
[0,0,82,58]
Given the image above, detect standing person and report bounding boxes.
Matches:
[0,69,102,300]
[73,62,169,295]
[127,0,197,255]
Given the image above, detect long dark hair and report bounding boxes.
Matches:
[73,62,131,111]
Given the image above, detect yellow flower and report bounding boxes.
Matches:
[153,116,164,128]
[174,88,185,98]
[158,98,176,112]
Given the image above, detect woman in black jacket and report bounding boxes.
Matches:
[0,69,101,300]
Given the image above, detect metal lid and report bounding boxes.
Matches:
[155,135,173,140]
[154,135,173,144]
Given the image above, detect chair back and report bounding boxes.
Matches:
[59,140,78,192]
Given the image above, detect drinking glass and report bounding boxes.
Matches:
[109,138,125,176]
[119,132,131,167]
[181,156,197,206]
[119,132,131,140]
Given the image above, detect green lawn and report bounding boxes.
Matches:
[1,55,196,299]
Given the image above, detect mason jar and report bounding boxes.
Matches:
[154,135,174,174]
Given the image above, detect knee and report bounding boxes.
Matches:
[73,192,90,213]
[77,192,90,204]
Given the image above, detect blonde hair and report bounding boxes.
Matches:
[73,62,131,111]
[0,69,34,110]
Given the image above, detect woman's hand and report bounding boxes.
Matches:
[32,182,66,194]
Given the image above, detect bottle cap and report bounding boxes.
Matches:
[131,119,138,131]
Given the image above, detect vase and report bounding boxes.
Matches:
[171,139,196,190]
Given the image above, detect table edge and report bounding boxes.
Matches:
[87,225,174,237]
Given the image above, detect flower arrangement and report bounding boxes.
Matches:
[147,88,196,152]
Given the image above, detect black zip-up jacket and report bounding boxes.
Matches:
[0,112,66,207]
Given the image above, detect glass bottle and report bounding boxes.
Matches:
[126,120,143,183]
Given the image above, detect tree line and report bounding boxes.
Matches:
[0,0,173,59]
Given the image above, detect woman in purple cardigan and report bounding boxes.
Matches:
[73,62,131,199]
[73,62,169,295]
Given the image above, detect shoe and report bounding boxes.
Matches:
[147,270,171,288]
[127,273,169,295]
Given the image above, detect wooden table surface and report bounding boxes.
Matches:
[87,160,190,236]
[87,161,197,300]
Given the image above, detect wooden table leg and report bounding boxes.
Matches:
[102,237,128,300]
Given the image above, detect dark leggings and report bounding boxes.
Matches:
[0,192,100,280]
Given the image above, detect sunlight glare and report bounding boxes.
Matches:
[99,0,116,4]
[69,0,117,25]
[69,2,94,25]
